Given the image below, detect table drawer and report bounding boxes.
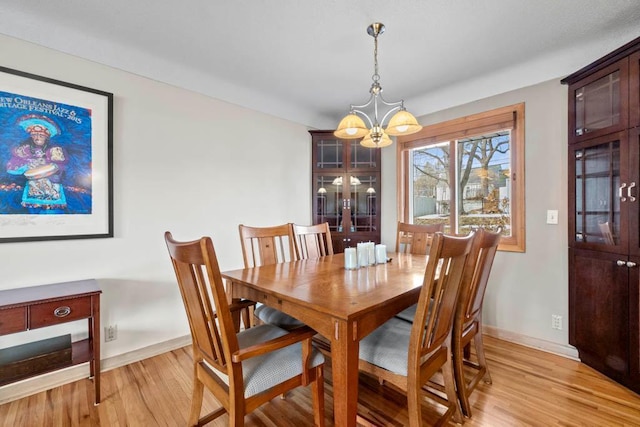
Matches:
[0,307,27,335]
[29,297,92,329]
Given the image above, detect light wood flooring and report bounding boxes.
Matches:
[1,335,639,426]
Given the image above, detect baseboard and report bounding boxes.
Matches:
[483,325,580,360]
[0,335,192,405]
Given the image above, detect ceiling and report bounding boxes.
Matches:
[2,1,640,129]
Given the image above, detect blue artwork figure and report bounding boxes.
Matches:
[5,114,68,210]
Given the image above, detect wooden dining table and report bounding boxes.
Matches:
[221,252,428,427]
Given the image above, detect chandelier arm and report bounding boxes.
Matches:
[376,93,405,108]
[350,109,375,128]
[380,105,402,126]
[349,93,375,111]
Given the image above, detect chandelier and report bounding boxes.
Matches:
[334,23,422,148]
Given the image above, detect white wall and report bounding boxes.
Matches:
[0,34,312,359]
[381,78,571,350]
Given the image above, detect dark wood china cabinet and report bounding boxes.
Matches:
[562,36,640,394]
[310,130,381,253]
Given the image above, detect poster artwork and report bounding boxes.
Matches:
[0,92,93,215]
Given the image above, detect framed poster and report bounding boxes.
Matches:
[0,66,113,243]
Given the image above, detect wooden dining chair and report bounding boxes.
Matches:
[164,232,325,427]
[395,221,445,255]
[238,223,304,330]
[292,222,334,260]
[394,222,447,323]
[452,227,501,417]
[358,232,474,427]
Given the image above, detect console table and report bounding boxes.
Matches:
[0,279,102,404]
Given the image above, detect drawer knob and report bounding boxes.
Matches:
[54,306,71,317]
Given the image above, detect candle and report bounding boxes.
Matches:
[357,243,369,268]
[344,247,357,270]
[367,242,376,265]
[375,244,387,264]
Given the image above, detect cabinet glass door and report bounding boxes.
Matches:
[314,137,344,170]
[313,174,343,233]
[575,70,621,137]
[349,141,378,169]
[569,59,629,143]
[629,128,640,256]
[571,135,623,252]
[349,174,380,233]
[631,51,640,129]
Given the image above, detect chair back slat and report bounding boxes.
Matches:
[459,228,501,326]
[293,223,334,260]
[165,233,238,374]
[239,223,296,267]
[411,232,474,358]
[396,222,445,255]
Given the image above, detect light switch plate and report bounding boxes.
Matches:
[546,209,559,224]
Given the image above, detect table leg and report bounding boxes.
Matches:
[92,294,101,404]
[330,319,359,427]
[225,279,243,332]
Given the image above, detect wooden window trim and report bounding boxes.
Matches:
[396,103,525,252]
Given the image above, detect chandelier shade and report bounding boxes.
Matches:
[334,114,369,139]
[334,22,422,148]
[360,131,392,148]
[386,109,423,136]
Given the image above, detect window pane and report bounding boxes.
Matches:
[457,131,511,235]
[411,142,451,232]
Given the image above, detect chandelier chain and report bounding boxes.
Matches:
[372,33,380,83]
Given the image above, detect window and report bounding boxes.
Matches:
[397,103,525,252]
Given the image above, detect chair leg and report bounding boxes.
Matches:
[442,351,464,425]
[189,377,204,426]
[311,366,325,427]
[406,379,423,427]
[474,327,492,384]
[453,337,472,418]
[229,398,244,427]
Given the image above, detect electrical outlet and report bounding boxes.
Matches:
[551,315,562,330]
[105,324,118,342]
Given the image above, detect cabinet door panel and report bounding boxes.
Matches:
[349,173,379,234]
[568,59,629,143]
[629,129,640,256]
[313,173,344,234]
[570,249,630,377]
[312,135,345,171]
[569,133,628,254]
[630,256,640,387]
[349,141,379,171]
[630,51,640,129]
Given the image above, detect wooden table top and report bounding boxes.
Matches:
[221,252,428,322]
